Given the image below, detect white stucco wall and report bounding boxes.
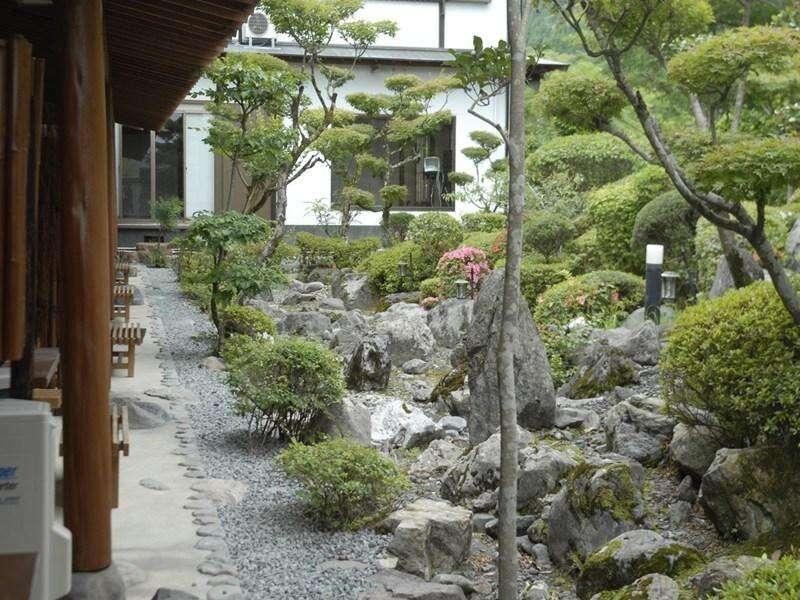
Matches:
[284,62,507,228]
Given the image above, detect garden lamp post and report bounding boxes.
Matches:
[661,271,679,304]
[455,279,469,300]
[397,261,408,291]
[645,244,664,325]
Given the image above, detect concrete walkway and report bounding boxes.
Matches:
[110,272,227,600]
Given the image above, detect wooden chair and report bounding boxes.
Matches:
[112,284,134,321]
[110,323,146,377]
[114,261,137,284]
[32,388,61,410]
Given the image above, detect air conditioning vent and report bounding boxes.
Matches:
[248,12,269,36]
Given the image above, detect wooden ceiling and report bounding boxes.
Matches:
[1,0,259,130]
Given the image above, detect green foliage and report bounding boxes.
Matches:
[448,171,474,187]
[220,305,276,338]
[535,271,645,328]
[419,277,442,299]
[461,212,507,233]
[662,281,800,447]
[462,230,507,267]
[524,210,578,260]
[527,172,588,220]
[529,133,642,191]
[387,212,415,243]
[151,197,183,239]
[566,229,606,275]
[407,213,464,267]
[380,185,408,210]
[295,233,379,273]
[225,335,345,439]
[278,438,409,530]
[587,166,672,273]
[357,241,430,295]
[538,325,586,389]
[520,258,572,311]
[143,245,168,269]
[695,138,800,201]
[713,557,800,599]
[538,70,626,133]
[668,27,800,111]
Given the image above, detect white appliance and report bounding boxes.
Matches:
[0,400,71,600]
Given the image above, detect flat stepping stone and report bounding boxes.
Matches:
[195,538,227,553]
[196,525,225,538]
[197,560,237,577]
[183,500,213,511]
[139,478,170,491]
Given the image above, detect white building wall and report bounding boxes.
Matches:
[445,0,507,48]
[284,62,507,228]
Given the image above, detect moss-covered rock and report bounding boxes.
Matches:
[589,573,679,600]
[564,344,639,399]
[577,530,702,599]
[547,460,646,566]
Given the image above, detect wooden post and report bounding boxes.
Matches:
[59,0,113,572]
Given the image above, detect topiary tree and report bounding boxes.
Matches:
[549,2,800,325]
[528,133,643,191]
[462,212,507,232]
[356,240,429,295]
[180,212,275,352]
[387,212,415,243]
[224,335,345,440]
[448,130,507,212]
[538,70,627,135]
[523,209,578,260]
[347,74,456,242]
[662,280,800,447]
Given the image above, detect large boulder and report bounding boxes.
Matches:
[332,270,378,311]
[700,447,800,539]
[346,334,392,391]
[330,310,370,360]
[669,422,723,480]
[589,574,679,600]
[622,306,676,330]
[579,530,700,599]
[465,270,555,444]
[110,396,171,429]
[310,397,372,446]
[441,433,576,511]
[563,344,639,400]
[689,555,770,598]
[372,399,436,446]
[279,311,332,340]
[409,439,464,482]
[709,249,764,298]
[359,569,466,600]
[427,299,473,349]
[602,396,675,466]
[373,303,437,364]
[384,499,472,581]
[547,460,646,566]
[588,321,661,366]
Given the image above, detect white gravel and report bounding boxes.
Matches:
[143,267,390,600]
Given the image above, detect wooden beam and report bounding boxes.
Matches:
[59,0,113,572]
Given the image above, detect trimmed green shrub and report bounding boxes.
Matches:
[662,281,800,447]
[538,70,627,134]
[535,271,645,328]
[220,305,276,338]
[520,258,572,311]
[461,212,507,233]
[713,556,800,600]
[407,213,464,267]
[387,212,415,242]
[419,277,442,299]
[529,133,642,191]
[566,228,606,275]
[357,241,431,295]
[224,336,344,440]
[587,165,672,273]
[295,233,380,273]
[462,230,506,267]
[278,438,409,530]
[524,210,578,260]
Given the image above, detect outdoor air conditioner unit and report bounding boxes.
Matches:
[241,10,277,48]
[0,400,71,600]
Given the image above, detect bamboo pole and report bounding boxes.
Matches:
[60,0,113,571]
[3,36,33,362]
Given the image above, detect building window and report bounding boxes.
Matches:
[120,114,184,219]
[331,118,455,211]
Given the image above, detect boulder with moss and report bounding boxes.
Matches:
[668,421,723,480]
[589,573,679,600]
[466,270,555,444]
[577,530,702,599]
[547,460,646,566]
[563,344,639,400]
[700,447,800,539]
[689,555,771,598]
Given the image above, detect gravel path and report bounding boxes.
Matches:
[143,267,389,600]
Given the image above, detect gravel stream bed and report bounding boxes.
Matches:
[144,267,390,600]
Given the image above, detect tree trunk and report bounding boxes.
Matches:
[751,229,800,324]
[689,95,710,133]
[717,226,756,288]
[261,173,288,262]
[731,0,752,134]
[496,5,527,598]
